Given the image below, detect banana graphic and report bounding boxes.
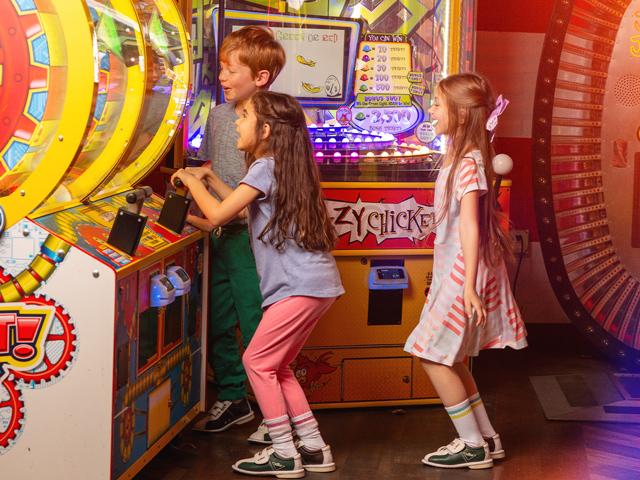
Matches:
[301,81,321,93]
[296,54,316,67]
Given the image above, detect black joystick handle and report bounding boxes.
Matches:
[173,178,184,189]
[124,186,153,214]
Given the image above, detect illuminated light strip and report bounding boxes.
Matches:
[602,278,637,333]
[579,264,625,308]
[563,43,611,62]
[557,219,609,237]
[573,6,619,29]
[566,24,616,45]
[561,234,611,255]
[551,135,602,144]
[555,204,606,218]
[558,61,609,78]
[551,154,602,162]
[561,231,611,251]
[552,171,602,181]
[569,257,617,288]
[583,0,625,17]
[592,272,630,322]
[620,290,640,348]
[551,118,603,128]
[554,97,605,110]
[556,79,606,95]
[565,247,615,273]
[553,186,604,200]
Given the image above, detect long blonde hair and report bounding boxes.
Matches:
[437,73,512,266]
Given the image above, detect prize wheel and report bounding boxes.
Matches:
[11,296,77,388]
[533,0,640,368]
[93,0,192,197]
[0,378,24,454]
[36,0,147,212]
[0,0,96,229]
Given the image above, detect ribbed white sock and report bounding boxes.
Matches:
[445,399,484,447]
[264,415,297,458]
[291,411,326,450]
[469,393,497,438]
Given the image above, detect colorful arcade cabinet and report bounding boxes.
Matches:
[0,1,205,479]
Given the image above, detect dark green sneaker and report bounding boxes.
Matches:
[232,447,305,478]
[422,438,493,469]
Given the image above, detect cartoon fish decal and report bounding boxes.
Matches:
[301,82,321,93]
[296,55,316,67]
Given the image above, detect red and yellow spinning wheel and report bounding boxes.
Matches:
[0,0,96,229]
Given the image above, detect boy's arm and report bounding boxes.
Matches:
[172,170,259,227]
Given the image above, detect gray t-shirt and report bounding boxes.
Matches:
[241,157,345,308]
[198,102,247,224]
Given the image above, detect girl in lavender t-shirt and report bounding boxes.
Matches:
[172,91,343,479]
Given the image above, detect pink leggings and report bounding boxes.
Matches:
[242,296,335,420]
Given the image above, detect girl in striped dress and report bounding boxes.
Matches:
[404,73,527,470]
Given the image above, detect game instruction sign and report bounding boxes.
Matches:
[352,33,424,135]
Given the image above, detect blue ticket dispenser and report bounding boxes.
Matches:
[368,263,409,325]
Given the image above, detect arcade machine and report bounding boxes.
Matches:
[533,0,640,387]
[0,1,206,479]
[200,0,511,408]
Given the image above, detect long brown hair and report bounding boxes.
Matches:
[437,73,512,266]
[247,91,336,252]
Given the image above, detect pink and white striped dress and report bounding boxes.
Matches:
[404,150,527,366]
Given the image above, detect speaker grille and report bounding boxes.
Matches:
[614,74,640,107]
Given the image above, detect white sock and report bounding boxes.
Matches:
[445,399,484,447]
[291,411,326,450]
[469,393,497,438]
[264,415,297,458]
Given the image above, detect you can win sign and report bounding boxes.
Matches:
[324,188,436,251]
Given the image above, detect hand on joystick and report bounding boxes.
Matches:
[171,168,196,190]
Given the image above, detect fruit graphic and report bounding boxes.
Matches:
[296,55,316,67]
[301,82,321,93]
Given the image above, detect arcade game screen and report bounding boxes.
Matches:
[187,0,474,183]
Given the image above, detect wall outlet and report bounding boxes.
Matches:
[512,229,529,256]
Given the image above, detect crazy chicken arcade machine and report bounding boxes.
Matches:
[0,1,205,479]
[207,0,509,408]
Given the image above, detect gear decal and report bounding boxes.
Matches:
[11,296,78,388]
[0,295,78,454]
[0,377,25,454]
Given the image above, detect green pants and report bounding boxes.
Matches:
[209,228,263,401]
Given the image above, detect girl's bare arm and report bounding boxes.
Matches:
[172,170,259,228]
[459,190,487,326]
